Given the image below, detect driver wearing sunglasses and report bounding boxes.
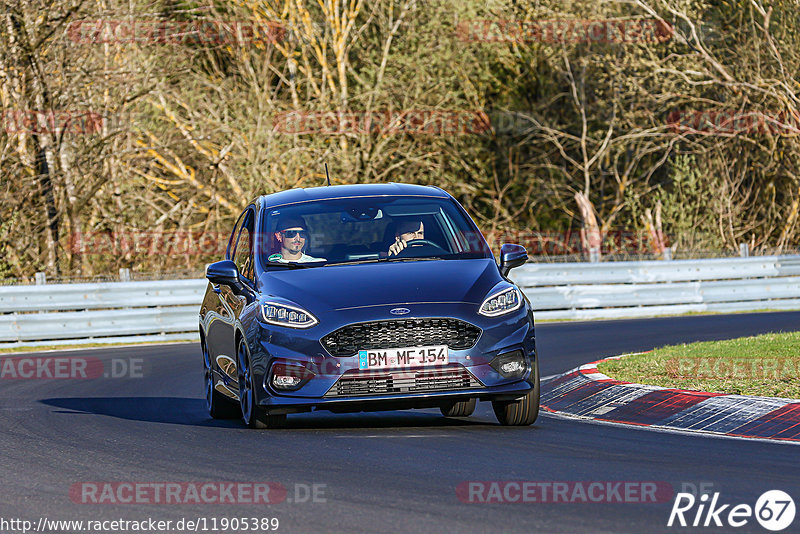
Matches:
[269,216,325,263]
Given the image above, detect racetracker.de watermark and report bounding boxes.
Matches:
[66,20,285,45]
[69,482,327,504]
[68,229,666,258]
[456,481,674,503]
[666,357,800,380]
[272,110,491,135]
[0,357,143,380]
[2,110,106,135]
[667,110,800,135]
[69,232,228,257]
[483,229,668,255]
[457,19,673,43]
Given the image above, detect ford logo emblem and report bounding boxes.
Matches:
[390,307,410,316]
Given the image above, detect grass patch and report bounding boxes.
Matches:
[597,331,800,399]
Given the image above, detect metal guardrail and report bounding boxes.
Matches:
[1,255,799,346]
[0,280,207,347]
[511,255,800,320]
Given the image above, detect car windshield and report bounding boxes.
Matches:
[257,195,492,269]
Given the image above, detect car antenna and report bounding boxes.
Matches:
[324,163,331,186]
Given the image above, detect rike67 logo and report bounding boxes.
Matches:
[668,490,795,531]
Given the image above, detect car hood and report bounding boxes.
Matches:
[260,258,502,311]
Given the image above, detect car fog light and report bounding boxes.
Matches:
[489,350,528,379]
[270,362,315,391]
[273,375,303,388]
[500,360,525,375]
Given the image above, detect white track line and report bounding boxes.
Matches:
[542,410,800,446]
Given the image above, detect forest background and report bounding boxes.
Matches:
[2,0,799,281]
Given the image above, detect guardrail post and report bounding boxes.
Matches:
[739,243,750,257]
[589,248,600,263]
[663,247,672,261]
[119,268,131,282]
[34,272,46,285]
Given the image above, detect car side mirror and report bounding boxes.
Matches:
[499,244,528,277]
[206,260,242,291]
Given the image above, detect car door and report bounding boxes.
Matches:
[206,207,253,392]
[205,209,244,358]
[221,207,258,391]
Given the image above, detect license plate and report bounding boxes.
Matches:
[358,345,448,370]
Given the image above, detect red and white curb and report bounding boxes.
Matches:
[541,355,800,443]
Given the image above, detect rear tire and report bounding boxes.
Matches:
[203,337,239,419]
[237,337,286,429]
[492,358,540,426]
[440,397,477,417]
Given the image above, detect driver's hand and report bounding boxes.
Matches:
[388,237,407,256]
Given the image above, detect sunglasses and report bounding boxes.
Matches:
[280,230,308,239]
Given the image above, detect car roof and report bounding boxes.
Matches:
[256,183,450,209]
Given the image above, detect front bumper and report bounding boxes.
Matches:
[257,380,535,414]
[246,302,536,412]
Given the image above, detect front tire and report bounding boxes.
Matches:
[203,337,239,419]
[440,397,477,417]
[237,337,286,429]
[492,358,540,426]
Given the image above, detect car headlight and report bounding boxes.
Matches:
[479,287,522,317]
[260,302,318,328]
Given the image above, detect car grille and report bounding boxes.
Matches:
[321,318,481,357]
[324,364,484,397]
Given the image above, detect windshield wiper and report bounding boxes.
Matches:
[384,256,442,262]
[265,261,314,269]
[324,258,384,266]
[325,256,444,266]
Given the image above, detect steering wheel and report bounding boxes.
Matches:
[395,239,447,257]
[404,239,440,249]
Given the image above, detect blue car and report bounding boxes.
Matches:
[199,183,538,428]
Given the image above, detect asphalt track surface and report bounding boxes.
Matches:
[2,312,800,534]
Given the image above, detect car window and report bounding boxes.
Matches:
[232,209,254,282]
[258,196,492,269]
[226,209,248,259]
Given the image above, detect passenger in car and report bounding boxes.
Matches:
[268,216,326,263]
